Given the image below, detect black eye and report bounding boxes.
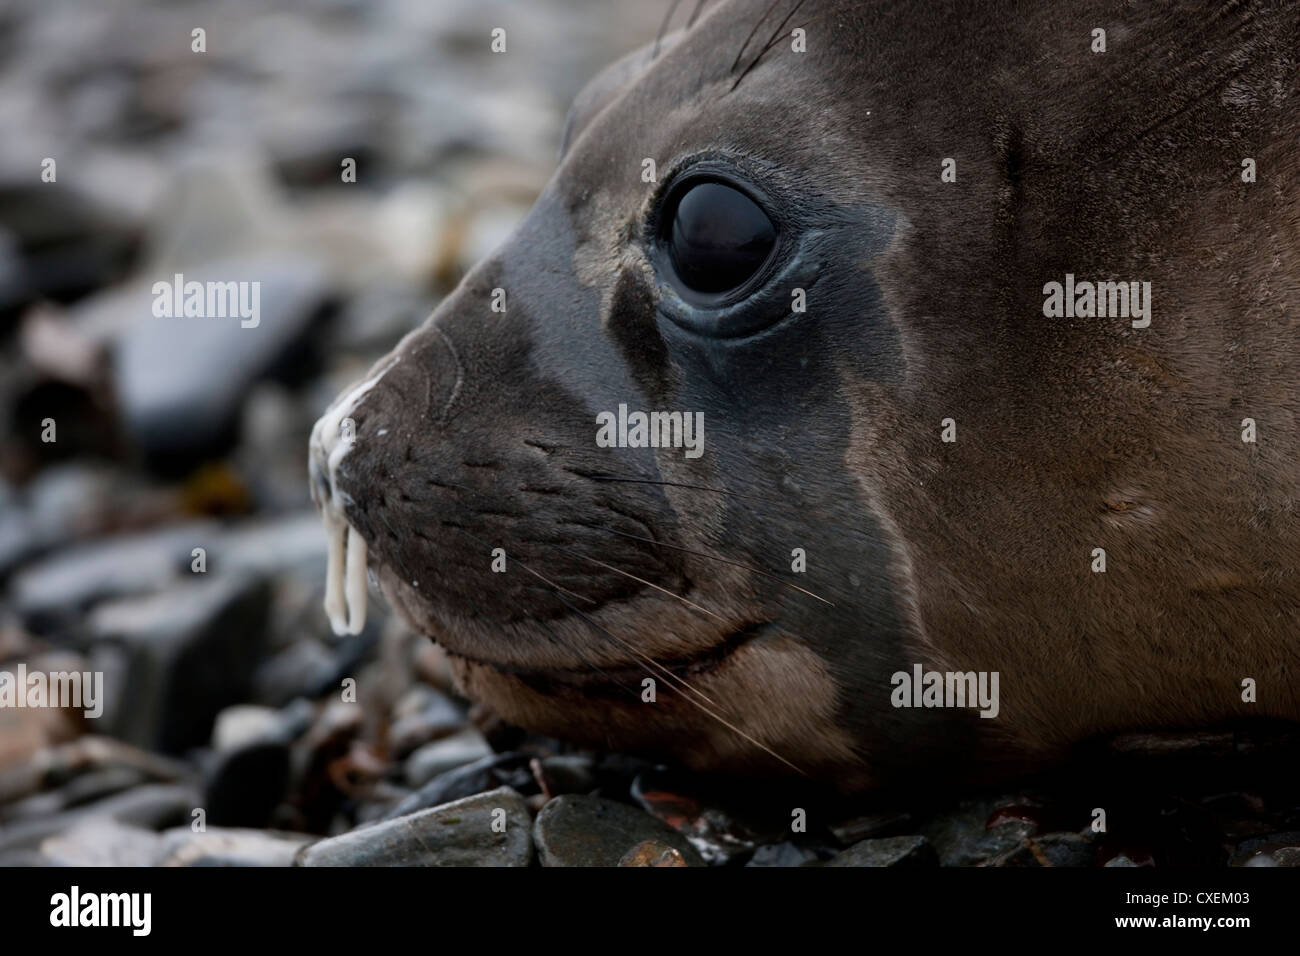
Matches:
[664,181,777,296]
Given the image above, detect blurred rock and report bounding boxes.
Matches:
[534,795,704,867]
[383,752,534,820]
[9,522,216,627]
[0,783,200,855]
[204,704,294,828]
[88,574,272,754]
[112,255,332,475]
[298,786,531,867]
[156,826,312,867]
[404,727,491,788]
[40,818,163,866]
[388,684,465,757]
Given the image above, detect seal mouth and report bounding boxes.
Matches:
[308,356,400,636]
[443,621,769,696]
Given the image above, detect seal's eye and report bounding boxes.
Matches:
[664,181,776,296]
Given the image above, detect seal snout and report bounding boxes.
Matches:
[308,356,400,636]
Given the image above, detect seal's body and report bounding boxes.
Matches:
[311,0,1300,790]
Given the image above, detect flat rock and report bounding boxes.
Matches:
[297,786,531,867]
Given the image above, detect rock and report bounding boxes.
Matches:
[620,841,689,867]
[40,819,164,867]
[1230,832,1300,867]
[252,638,339,706]
[204,705,293,828]
[533,795,704,868]
[631,774,761,865]
[829,809,916,846]
[388,684,466,757]
[922,798,1036,867]
[382,752,534,820]
[0,735,190,808]
[747,842,824,867]
[996,832,1096,868]
[9,522,217,628]
[297,787,531,867]
[404,727,492,787]
[0,783,200,855]
[112,254,331,474]
[155,827,312,867]
[0,464,120,576]
[87,575,272,754]
[211,513,329,582]
[530,755,595,798]
[826,835,938,867]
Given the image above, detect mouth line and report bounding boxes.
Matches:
[444,620,769,694]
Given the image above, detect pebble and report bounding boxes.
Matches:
[747,842,825,867]
[534,795,704,867]
[826,835,938,867]
[297,787,532,867]
[620,841,689,867]
[922,797,1037,867]
[404,727,492,788]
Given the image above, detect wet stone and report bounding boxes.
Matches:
[404,727,492,788]
[297,786,532,867]
[826,835,938,868]
[382,752,534,820]
[619,840,689,867]
[534,795,704,868]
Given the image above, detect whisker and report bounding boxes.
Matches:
[686,0,713,29]
[652,0,685,58]
[556,546,728,622]
[729,0,786,73]
[545,585,807,777]
[589,525,835,606]
[730,0,809,92]
[447,524,597,606]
